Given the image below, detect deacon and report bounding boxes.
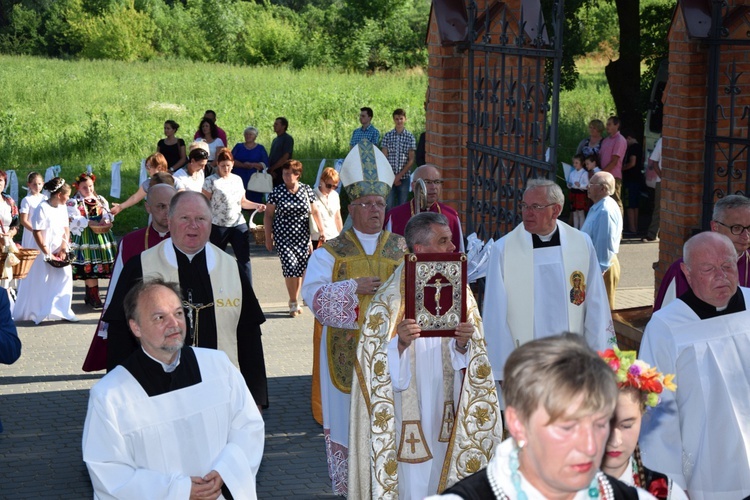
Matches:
[654,194,750,310]
[349,212,502,499]
[639,232,750,499]
[581,171,623,310]
[83,182,176,372]
[82,279,264,498]
[302,139,407,496]
[483,179,613,381]
[103,191,268,409]
[384,164,464,251]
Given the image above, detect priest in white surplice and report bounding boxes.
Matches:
[483,179,614,381]
[349,212,502,499]
[82,279,264,499]
[639,231,750,499]
[302,139,407,496]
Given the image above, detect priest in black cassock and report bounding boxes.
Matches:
[104,190,268,408]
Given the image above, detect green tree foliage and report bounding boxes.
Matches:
[0,0,427,71]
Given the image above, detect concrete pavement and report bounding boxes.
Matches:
[0,239,659,498]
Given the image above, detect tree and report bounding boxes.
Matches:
[605,0,642,137]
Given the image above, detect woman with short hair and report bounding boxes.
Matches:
[311,167,343,249]
[434,334,651,499]
[231,126,270,203]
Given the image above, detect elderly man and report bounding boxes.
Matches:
[83,279,264,499]
[103,191,268,409]
[654,194,750,310]
[83,183,177,372]
[349,212,502,499]
[302,140,407,496]
[581,171,623,310]
[384,164,464,251]
[483,179,613,382]
[639,232,750,498]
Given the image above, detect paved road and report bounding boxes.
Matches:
[0,240,658,498]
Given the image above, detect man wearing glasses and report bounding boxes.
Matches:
[654,194,750,310]
[384,164,464,251]
[482,178,614,383]
[301,139,407,496]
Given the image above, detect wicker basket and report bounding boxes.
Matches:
[12,248,39,279]
[248,209,266,246]
[89,221,113,235]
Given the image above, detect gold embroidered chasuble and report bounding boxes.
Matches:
[322,229,405,393]
[141,240,242,367]
[349,263,503,499]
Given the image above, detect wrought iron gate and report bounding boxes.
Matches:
[701,0,750,227]
[465,0,564,242]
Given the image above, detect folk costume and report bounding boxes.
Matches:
[385,200,465,252]
[82,224,170,372]
[615,456,687,500]
[653,250,750,311]
[349,263,503,499]
[82,346,264,499]
[301,139,406,495]
[639,287,750,499]
[67,192,116,280]
[483,220,614,380]
[103,239,268,408]
[428,439,644,500]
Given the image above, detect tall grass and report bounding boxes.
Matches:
[0,55,427,233]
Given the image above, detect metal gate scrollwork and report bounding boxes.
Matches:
[465,0,564,242]
[701,0,750,228]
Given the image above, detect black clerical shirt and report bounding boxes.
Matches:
[678,288,746,320]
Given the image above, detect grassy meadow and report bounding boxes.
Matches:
[2,55,613,234]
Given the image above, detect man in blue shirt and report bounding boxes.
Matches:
[349,107,379,149]
[581,171,623,310]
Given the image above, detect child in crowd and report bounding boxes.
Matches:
[110,152,184,216]
[567,153,588,229]
[67,173,116,309]
[19,172,45,249]
[14,178,77,324]
[600,348,688,500]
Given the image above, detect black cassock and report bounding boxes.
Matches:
[104,245,268,408]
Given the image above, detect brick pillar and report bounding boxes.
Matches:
[654,6,710,290]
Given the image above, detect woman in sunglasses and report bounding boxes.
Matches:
[311,167,343,250]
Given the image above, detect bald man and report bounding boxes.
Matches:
[384,164,464,251]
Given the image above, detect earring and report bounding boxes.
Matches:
[517,439,526,450]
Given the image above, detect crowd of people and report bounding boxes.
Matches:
[2,106,748,500]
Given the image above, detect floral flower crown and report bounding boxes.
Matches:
[73,172,96,191]
[599,347,676,407]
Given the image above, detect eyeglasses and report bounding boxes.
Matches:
[421,179,443,185]
[714,220,750,235]
[325,183,339,189]
[351,201,386,210]
[519,202,556,212]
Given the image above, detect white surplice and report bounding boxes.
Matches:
[482,221,613,379]
[639,288,750,500]
[82,348,264,500]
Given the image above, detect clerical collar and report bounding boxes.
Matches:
[122,346,202,398]
[173,243,204,263]
[142,347,181,373]
[532,228,560,248]
[678,288,746,319]
[151,226,168,238]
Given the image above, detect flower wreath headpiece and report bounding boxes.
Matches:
[599,347,676,407]
[72,172,96,191]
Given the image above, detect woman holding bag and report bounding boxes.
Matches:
[202,148,266,285]
[232,126,271,203]
[264,160,324,317]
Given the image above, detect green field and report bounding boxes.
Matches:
[1,55,613,234]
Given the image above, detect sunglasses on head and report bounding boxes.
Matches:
[191,150,209,160]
